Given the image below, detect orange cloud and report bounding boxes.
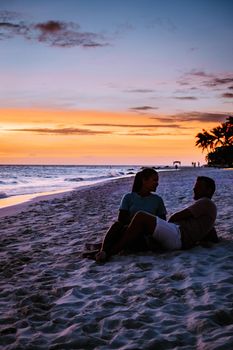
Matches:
[0,108,215,165]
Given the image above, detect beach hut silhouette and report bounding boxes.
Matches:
[173,161,181,169]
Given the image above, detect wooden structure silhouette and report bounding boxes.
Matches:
[173,161,181,169]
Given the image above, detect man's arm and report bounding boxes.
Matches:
[168,208,193,223]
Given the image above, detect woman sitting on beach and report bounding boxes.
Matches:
[94,167,167,262]
[108,176,219,256]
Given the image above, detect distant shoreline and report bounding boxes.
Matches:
[0,176,135,217]
[0,189,73,218]
[0,167,181,213]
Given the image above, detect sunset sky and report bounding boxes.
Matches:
[0,0,233,165]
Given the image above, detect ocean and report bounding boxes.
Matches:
[0,164,181,209]
[0,164,143,199]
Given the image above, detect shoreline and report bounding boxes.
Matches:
[0,189,73,218]
[0,175,135,218]
[0,166,222,218]
[0,167,181,213]
[0,166,228,219]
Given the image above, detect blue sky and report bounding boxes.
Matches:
[1,0,232,113]
[0,0,232,165]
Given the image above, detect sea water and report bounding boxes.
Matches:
[0,164,144,198]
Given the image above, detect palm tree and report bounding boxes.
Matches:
[211,126,225,147]
[195,129,216,152]
[195,116,233,167]
[196,116,233,151]
[222,116,233,145]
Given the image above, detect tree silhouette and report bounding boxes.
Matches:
[195,116,233,167]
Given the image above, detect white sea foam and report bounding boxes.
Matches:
[0,165,143,197]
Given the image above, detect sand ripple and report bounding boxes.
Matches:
[1,168,233,349]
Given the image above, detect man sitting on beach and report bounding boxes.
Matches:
[111,176,218,255]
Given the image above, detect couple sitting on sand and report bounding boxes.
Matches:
[84,168,218,263]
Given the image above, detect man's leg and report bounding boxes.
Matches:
[113,211,157,254]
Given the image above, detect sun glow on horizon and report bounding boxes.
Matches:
[0,107,217,166]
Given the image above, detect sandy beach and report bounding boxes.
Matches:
[1,167,233,349]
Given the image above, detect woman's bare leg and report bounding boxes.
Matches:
[95,221,126,262]
[113,211,157,255]
[101,221,126,253]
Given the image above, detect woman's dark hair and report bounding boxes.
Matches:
[132,168,158,193]
[197,176,216,197]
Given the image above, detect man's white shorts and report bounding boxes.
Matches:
[153,216,182,250]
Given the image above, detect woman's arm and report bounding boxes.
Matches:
[158,213,166,220]
[157,197,167,221]
[118,209,131,225]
